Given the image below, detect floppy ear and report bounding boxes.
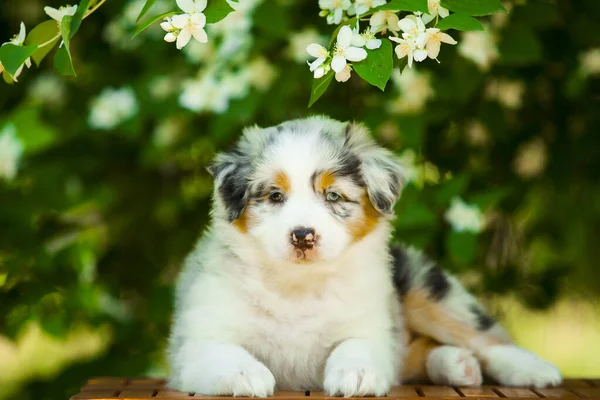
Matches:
[344,122,406,214]
[207,151,252,222]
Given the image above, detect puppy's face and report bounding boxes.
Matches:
[209,117,405,264]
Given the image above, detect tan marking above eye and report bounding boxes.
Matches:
[314,170,336,193]
[274,171,291,193]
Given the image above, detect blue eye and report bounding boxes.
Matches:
[326,192,341,202]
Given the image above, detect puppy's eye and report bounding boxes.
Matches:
[269,191,284,203]
[326,192,341,202]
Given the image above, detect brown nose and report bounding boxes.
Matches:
[291,227,316,249]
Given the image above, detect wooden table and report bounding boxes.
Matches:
[70,378,600,400]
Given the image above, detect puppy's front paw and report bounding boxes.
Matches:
[324,363,391,397]
[480,345,562,388]
[427,346,482,387]
[204,360,276,397]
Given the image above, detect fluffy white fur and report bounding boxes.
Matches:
[167,116,562,396]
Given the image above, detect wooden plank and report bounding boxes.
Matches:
[155,390,192,398]
[457,387,499,397]
[572,388,600,398]
[534,388,580,398]
[388,386,421,397]
[118,389,156,398]
[272,391,308,398]
[71,390,120,399]
[82,385,126,391]
[495,388,540,398]
[563,381,594,388]
[128,380,165,389]
[420,386,461,397]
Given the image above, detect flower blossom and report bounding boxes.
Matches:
[445,197,484,233]
[161,0,208,50]
[319,0,351,25]
[44,4,78,22]
[331,26,367,78]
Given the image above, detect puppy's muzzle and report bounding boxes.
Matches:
[291,227,316,250]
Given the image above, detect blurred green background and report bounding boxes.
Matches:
[1,0,600,399]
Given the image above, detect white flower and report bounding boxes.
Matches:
[287,28,326,63]
[0,124,24,181]
[513,137,548,179]
[245,57,278,91]
[458,30,499,71]
[445,197,484,233]
[27,73,67,107]
[335,64,352,82]
[176,0,207,14]
[389,15,429,67]
[421,0,449,24]
[319,0,351,25]
[421,28,457,60]
[389,36,426,68]
[306,43,330,74]
[1,22,31,81]
[370,11,400,33]
[397,15,426,38]
[353,27,382,50]
[313,64,330,78]
[580,48,600,77]
[485,79,525,110]
[161,0,208,49]
[179,74,231,114]
[388,67,434,113]
[44,4,77,22]
[331,26,367,74]
[88,87,139,130]
[351,0,386,16]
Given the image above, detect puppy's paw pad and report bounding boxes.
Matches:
[481,345,562,389]
[324,365,390,397]
[427,346,482,387]
[213,362,276,397]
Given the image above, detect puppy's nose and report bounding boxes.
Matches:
[291,227,316,248]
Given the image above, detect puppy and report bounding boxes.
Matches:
[167,116,562,397]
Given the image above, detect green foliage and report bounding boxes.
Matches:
[353,40,394,91]
[71,0,92,38]
[1,0,600,398]
[435,13,484,31]
[375,0,428,13]
[54,16,76,76]
[204,0,236,24]
[136,0,158,22]
[308,70,334,107]
[0,44,37,76]
[133,11,177,38]
[440,0,507,16]
[25,20,60,67]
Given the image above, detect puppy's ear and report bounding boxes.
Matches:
[345,122,406,214]
[207,150,251,222]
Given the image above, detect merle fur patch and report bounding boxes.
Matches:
[390,246,411,296]
[425,265,450,301]
[470,304,495,331]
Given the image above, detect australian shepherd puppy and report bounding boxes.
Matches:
[167,116,562,397]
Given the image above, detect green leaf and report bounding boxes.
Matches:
[54,15,76,76]
[308,70,334,107]
[446,231,477,266]
[133,11,177,38]
[25,20,60,67]
[435,13,484,31]
[54,46,75,76]
[353,39,393,91]
[376,0,428,13]
[205,0,236,24]
[2,70,14,84]
[499,26,543,65]
[136,0,157,23]
[71,0,91,38]
[435,175,470,205]
[396,202,437,228]
[0,44,38,76]
[440,0,506,16]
